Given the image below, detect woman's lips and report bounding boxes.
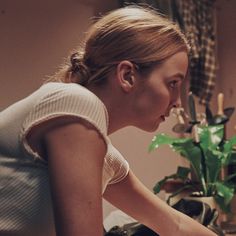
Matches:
[160,115,165,121]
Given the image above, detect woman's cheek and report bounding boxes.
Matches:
[159,92,172,113]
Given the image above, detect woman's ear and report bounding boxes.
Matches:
[116,60,136,93]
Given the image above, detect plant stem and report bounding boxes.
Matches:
[195,141,208,195]
[192,124,208,195]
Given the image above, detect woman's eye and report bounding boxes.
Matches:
[169,80,179,89]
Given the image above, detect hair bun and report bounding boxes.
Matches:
[70,52,81,72]
[70,52,91,85]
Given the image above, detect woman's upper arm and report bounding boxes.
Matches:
[43,119,107,236]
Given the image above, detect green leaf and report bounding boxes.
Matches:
[222,136,236,165]
[149,133,190,152]
[214,195,231,213]
[224,136,236,152]
[198,125,224,152]
[173,140,209,194]
[172,140,202,180]
[223,151,236,166]
[176,166,191,180]
[205,148,222,182]
[215,182,234,205]
[153,179,165,194]
[149,133,175,152]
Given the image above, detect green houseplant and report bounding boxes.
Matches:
[149,93,236,213]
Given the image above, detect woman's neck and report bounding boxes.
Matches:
[86,83,131,135]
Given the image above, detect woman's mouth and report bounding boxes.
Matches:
[160,115,165,121]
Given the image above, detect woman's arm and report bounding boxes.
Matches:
[103,170,216,236]
[43,118,107,236]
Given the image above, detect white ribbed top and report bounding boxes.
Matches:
[20,82,129,191]
[0,82,129,235]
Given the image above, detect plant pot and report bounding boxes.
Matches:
[185,195,217,210]
[165,191,190,206]
[185,195,225,224]
[171,195,225,236]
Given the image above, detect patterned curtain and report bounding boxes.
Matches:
[175,0,217,105]
[119,0,217,105]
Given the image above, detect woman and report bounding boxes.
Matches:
[0,6,216,236]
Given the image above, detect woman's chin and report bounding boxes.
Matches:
[138,120,162,133]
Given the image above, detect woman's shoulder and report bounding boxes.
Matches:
[28,82,108,126]
[38,82,106,111]
[40,82,95,98]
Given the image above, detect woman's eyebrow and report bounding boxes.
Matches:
[171,73,185,80]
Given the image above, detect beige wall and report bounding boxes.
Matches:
[0,0,92,109]
[216,0,236,138]
[0,0,119,110]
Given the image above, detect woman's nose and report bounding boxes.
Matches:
[172,96,182,108]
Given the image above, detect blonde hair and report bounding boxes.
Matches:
[51,6,190,86]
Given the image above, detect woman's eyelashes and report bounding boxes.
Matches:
[169,79,180,89]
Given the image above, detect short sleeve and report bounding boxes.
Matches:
[20,83,109,160]
[105,142,130,185]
